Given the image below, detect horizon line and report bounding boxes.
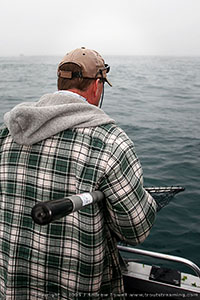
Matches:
[1,53,200,58]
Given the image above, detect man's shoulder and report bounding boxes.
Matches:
[100,124,133,146]
[75,123,133,149]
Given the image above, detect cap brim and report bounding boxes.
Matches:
[105,78,112,87]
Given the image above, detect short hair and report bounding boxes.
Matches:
[57,63,94,91]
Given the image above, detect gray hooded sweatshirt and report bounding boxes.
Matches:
[4,91,115,146]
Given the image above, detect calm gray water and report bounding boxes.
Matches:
[0,55,200,271]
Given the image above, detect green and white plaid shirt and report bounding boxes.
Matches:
[0,123,157,300]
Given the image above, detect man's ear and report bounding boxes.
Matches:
[94,79,100,96]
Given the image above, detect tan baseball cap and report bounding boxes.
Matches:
[57,47,112,86]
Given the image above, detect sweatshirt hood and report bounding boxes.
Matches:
[4,92,115,146]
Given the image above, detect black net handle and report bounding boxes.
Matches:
[31,186,185,225]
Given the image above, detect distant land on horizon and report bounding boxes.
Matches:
[0,53,200,58]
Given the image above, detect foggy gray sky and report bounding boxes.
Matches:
[1,0,200,56]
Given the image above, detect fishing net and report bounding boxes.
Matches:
[145,186,185,212]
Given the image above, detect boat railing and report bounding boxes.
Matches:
[118,245,200,278]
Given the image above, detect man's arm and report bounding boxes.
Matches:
[99,130,157,245]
